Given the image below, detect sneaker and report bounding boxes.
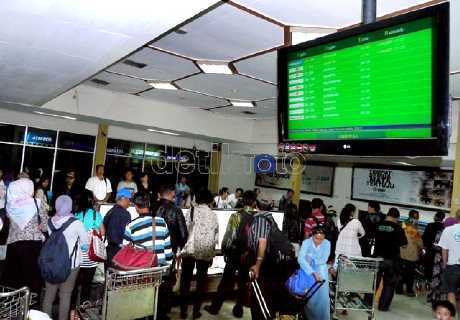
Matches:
[232,304,244,318]
[203,305,218,315]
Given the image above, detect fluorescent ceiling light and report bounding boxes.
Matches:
[34,111,77,120]
[147,128,180,136]
[394,161,415,166]
[197,61,232,74]
[148,82,177,90]
[231,100,254,108]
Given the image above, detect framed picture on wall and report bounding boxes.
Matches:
[255,161,335,196]
[351,166,453,211]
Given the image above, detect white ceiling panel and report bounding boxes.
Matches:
[234,0,362,27]
[234,51,277,83]
[86,72,151,94]
[377,0,432,17]
[256,98,277,109]
[107,48,200,81]
[154,3,284,61]
[0,0,218,106]
[452,74,460,98]
[140,89,229,108]
[176,74,276,100]
[211,106,275,119]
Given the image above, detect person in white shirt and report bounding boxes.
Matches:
[116,169,138,196]
[227,188,243,208]
[438,210,460,310]
[0,169,6,210]
[335,203,365,260]
[85,165,112,204]
[214,187,231,209]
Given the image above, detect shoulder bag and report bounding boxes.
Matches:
[88,210,107,262]
[181,206,195,257]
[112,216,158,270]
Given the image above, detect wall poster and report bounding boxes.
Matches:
[352,167,453,210]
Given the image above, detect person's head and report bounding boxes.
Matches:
[180,176,187,184]
[219,187,229,199]
[116,188,132,209]
[408,209,419,221]
[132,192,150,216]
[95,164,104,178]
[65,170,76,187]
[312,227,326,246]
[7,178,34,205]
[160,184,176,202]
[434,211,446,223]
[243,190,258,209]
[235,188,243,199]
[196,188,213,206]
[17,172,29,179]
[286,189,294,200]
[368,201,380,214]
[38,176,50,190]
[139,172,149,184]
[254,188,261,198]
[311,198,324,212]
[55,195,73,218]
[124,169,134,182]
[433,300,456,320]
[74,190,93,214]
[340,203,356,226]
[387,207,400,220]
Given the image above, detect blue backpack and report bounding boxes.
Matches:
[39,218,79,284]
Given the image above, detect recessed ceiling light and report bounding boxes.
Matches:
[197,61,233,74]
[148,82,177,90]
[147,128,180,136]
[174,29,187,35]
[90,79,109,86]
[34,111,77,120]
[231,101,254,108]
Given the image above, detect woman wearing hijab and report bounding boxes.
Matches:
[42,195,87,320]
[1,178,48,307]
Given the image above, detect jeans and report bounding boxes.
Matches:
[43,268,80,320]
[180,257,211,314]
[376,259,399,311]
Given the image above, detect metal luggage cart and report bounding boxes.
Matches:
[334,256,382,320]
[78,266,169,320]
[0,286,36,320]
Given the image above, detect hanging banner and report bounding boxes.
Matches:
[352,167,453,210]
[255,162,334,196]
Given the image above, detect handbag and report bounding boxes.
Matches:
[88,210,107,262]
[112,215,158,270]
[181,207,195,256]
[285,268,325,301]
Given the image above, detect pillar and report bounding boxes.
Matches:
[208,144,222,194]
[290,157,304,207]
[451,110,460,216]
[93,123,109,174]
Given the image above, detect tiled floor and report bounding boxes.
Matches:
[169,294,433,320]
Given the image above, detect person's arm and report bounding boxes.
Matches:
[176,208,188,250]
[298,240,314,275]
[213,213,219,245]
[250,238,267,280]
[96,212,105,236]
[442,249,449,269]
[77,221,89,251]
[133,183,138,194]
[122,224,132,246]
[104,179,112,202]
[163,225,173,265]
[357,220,366,238]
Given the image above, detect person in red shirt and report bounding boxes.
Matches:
[304,198,326,238]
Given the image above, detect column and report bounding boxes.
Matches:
[93,123,108,174]
[290,157,304,207]
[451,109,460,216]
[208,144,222,194]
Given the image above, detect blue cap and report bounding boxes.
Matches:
[116,188,132,200]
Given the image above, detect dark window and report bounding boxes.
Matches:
[23,146,55,181]
[53,150,94,192]
[105,155,143,191]
[26,127,57,147]
[0,123,25,143]
[107,139,144,158]
[0,143,23,182]
[58,131,95,152]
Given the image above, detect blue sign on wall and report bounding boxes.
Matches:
[254,154,276,174]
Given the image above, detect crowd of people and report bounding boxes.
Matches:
[0,166,459,320]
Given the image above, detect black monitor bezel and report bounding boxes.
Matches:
[277,2,450,156]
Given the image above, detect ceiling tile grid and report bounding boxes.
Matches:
[86,71,151,94]
[140,88,229,109]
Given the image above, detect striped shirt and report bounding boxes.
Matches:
[123,215,173,266]
[249,212,273,253]
[304,210,326,238]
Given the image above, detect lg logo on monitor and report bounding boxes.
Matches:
[343,144,351,150]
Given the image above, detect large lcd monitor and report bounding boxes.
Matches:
[278,3,449,156]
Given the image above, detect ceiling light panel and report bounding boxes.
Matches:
[176,74,276,100]
[34,111,77,120]
[149,82,177,90]
[153,3,284,61]
[234,51,277,83]
[197,62,233,74]
[140,89,228,108]
[147,128,180,136]
[86,72,150,94]
[0,0,217,106]
[108,48,200,81]
[231,101,254,107]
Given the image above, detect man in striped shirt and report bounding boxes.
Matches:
[123,193,173,266]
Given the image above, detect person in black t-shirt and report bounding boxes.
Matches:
[359,201,386,257]
[374,207,408,312]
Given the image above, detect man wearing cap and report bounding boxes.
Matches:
[103,188,132,268]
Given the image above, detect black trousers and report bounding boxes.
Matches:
[397,259,416,294]
[209,261,248,312]
[376,259,400,311]
[250,266,276,320]
[105,244,121,270]
[2,240,43,308]
[180,257,211,313]
[76,267,97,302]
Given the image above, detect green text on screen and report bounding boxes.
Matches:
[286,17,433,141]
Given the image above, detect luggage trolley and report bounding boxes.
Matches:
[78,266,169,320]
[334,256,382,320]
[0,286,36,320]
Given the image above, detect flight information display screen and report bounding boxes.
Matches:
[285,17,434,141]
